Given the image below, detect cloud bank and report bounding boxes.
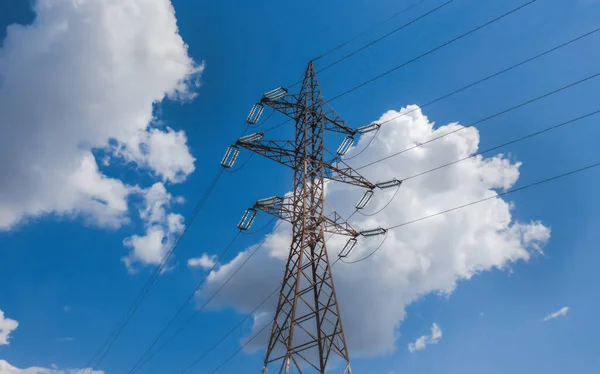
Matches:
[194,105,550,356]
[0,0,201,267]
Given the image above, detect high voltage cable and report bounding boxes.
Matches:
[401,109,600,182]
[263,0,549,135]
[315,0,456,75]
[387,162,600,230]
[341,161,600,264]
[326,0,539,103]
[292,0,455,87]
[126,231,243,374]
[341,26,600,160]
[84,168,225,373]
[209,321,274,374]
[312,0,431,62]
[128,222,283,373]
[356,71,600,170]
[180,287,279,373]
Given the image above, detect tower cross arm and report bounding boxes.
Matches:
[262,97,356,135]
[324,160,376,190]
[253,198,359,237]
[236,139,298,169]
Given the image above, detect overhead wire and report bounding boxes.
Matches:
[339,26,600,162]
[342,161,600,264]
[326,0,539,103]
[129,222,283,373]
[315,0,456,75]
[264,0,546,137]
[126,231,243,374]
[400,109,600,182]
[356,71,600,170]
[84,167,225,373]
[312,0,431,62]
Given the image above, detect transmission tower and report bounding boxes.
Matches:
[222,62,396,373]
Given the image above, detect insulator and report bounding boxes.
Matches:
[256,196,283,207]
[360,227,387,237]
[237,209,257,230]
[238,132,264,143]
[338,238,358,258]
[336,136,355,156]
[356,122,381,134]
[220,146,239,168]
[355,189,374,210]
[246,103,264,125]
[263,87,288,101]
[376,178,402,189]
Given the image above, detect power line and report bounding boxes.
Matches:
[126,231,243,374]
[209,321,274,374]
[389,160,600,230]
[84,168,225,373]
[264,0,544,136]
[356,70,600,170]
[340,25,600,161]
[312,0,431,62]
[315,0,456,75]
[327,0,539,103]
[343,161,600,264]
[129,222,282,373]
[180,288,279,373]
[401,109,600,182]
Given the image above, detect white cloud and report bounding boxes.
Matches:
[0,0,200,231]
[543,306,569,322]
[0,309,18,345]
[122,182,185,271]
[0,360,103,374]
[408,323,442,353]
[188,253,217,270]
[195,105,551,356]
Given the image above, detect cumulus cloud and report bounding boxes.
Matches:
[188,253,217,270]
[543,306,569,322]
[0,0,200,233]
[195,105,550,356]
[0,360,103,374]
[122,182,184,271]
[0,309,18,345]
[408,323,442,353]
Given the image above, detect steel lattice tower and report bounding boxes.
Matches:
[232,62,377,373]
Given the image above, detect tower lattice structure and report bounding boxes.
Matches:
[235,62,375,373]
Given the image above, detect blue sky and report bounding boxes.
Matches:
[1,0,600,373]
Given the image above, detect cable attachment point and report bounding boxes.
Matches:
[376,178,402,189]
[355,189,374,210]
[356,122,381,134]
[221,146,240,168]
[360,227,387,237]
[336,136,355,156]
[338,238,358,258]
[237,209,257,231]
[256,196,284,207]
[238,132,264,143]
[263,87,288,101]
[247,103,264,125]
